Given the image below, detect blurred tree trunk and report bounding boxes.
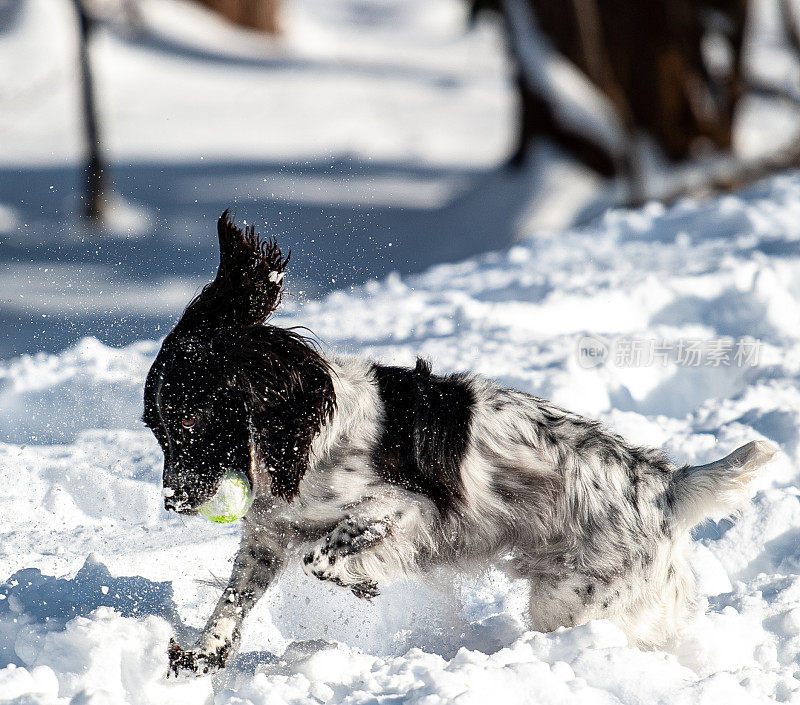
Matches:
[72,0,105,222]
[192,0,281,35]
[502,0,618,174]
[495,0,747,173]
[537,0,745,159]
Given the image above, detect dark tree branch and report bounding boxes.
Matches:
[72,0,105,222]
[625,141,800,210]
[500,0,619,175]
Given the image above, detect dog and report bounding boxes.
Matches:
[143,211,776,676]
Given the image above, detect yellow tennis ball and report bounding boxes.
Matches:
[198,471,253,524]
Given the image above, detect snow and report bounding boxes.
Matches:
[2,175,800,702]
[3,0,800,702]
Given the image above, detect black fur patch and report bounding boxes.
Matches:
[215,325,336,501]
[175,210,288,335]
[144,212,335,509]
[371,358,474,512]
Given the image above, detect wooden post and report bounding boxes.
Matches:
[72,0,105,222]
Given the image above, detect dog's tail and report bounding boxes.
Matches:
[668,440,777,530]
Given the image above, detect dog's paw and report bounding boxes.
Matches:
[349,579,380,600]
[302,541,380,600]
[302,517,390,577]
[167,638,229,678]
[306,566,380,601]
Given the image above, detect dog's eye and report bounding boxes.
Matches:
[181,416,197,430]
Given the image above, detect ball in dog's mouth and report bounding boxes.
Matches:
[197,470,253,524]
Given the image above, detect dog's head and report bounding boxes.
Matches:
[143,211,336,513]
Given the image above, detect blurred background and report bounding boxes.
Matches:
[2,0,800,358]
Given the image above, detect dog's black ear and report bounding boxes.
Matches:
[175,210,289,334]
[214,326,336,501]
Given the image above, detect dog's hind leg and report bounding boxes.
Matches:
[169,521,287,677]
[302,488,437,597]
[526,572,619,634]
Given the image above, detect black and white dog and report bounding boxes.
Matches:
[144,211,775,676]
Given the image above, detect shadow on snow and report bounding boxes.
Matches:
[0,157,538,357]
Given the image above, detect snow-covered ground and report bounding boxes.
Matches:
[3,0,800,703]
[3,177,800,703]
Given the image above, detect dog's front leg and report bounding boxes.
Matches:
[302,492,436,599]
[168,524,286,677]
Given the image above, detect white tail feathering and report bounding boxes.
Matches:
[669,440,778,529]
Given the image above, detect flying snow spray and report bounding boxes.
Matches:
[198,470,253,524]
